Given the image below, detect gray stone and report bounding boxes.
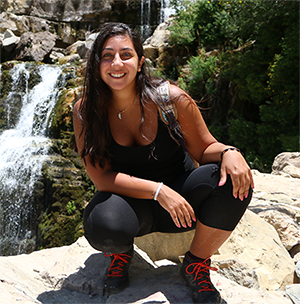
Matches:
[58,53,81,64]
[286,284,300,304]
[0,0,31,15]
[134,230,195,263]
[66,40,85,55]
[14,31,57,62]
[212,257,260,289]
[251,169,300,201]
[144,21,170,47]
[272,152,300,179]
[0,12,22,34]
[249,170,300,253]
[213,210,295,291]
[0,237,293,304]
[2,29,20,52]
[296,260,300,279]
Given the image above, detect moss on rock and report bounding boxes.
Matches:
[38,151,94,249]
[49,64,83,139]
[36,61,93,250]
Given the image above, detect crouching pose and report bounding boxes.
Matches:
[73,22,254,303]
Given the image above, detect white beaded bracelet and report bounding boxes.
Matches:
[154,182,163,201]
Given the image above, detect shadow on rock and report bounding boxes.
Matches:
[37,251,195,303]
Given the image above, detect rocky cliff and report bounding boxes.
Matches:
[1,0,161,24]
[0,0,162,62]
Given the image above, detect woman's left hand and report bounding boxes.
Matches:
[218,150,254,201]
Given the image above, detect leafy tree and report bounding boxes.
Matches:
[169,0,299,171]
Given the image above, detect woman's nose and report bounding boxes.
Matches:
[111,54,123,66]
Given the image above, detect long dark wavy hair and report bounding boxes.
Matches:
[78,22,165,168]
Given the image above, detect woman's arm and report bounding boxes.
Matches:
[170,85,254,200]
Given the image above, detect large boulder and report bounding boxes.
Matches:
[272,152,300,178]
[249,170,300,254]
[0,236,293,304]
[28,0,113,22]
[143,19,190,73]
[0,0,31,15]
[213,210,294,291]
[14,31,57,62]
[0,12,54,36]
[0,12,26,36]
[144,21,170,48]
[2,29,20,52]
[135,230,195,263]
[135,210,295,292]
[65,32,99,59]
[0,12,82,48]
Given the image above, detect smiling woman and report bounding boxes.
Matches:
[73,22,253,303]
[100,35,145,95]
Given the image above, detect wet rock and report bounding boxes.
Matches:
[2,29,20,52]
[14,31,57,62]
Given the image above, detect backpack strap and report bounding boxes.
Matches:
[157,81,187,151]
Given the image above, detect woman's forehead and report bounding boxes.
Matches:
[103,35,134,49]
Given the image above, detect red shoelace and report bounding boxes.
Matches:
[185,257,218,293]
[104,252,131,277]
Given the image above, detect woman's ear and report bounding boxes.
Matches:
[138,56,145,72]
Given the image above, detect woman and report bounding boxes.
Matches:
[73,22,254,303]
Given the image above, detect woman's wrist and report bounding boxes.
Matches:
[220,147,243,161]
[153,182,164,201]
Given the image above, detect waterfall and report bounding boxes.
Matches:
[141,0,175,39]
[0,63,63,256]
[141,0,151,39]
[160,0,175,23]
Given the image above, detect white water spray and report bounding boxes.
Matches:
[141,0,151,39]
[160,0,175,23]
[141,0,175,39]
[0,63,63,255]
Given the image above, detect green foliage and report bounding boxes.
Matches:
[86,184,97,201]
[170,0,236,49]
[179,49,219,99]
[169,0,299,172]
[66,200,76,215]
[228,118,258,154]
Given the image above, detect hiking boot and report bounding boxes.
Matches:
[180,252,222,304]
[103,247,134,297]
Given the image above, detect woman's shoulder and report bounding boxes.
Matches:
[169,83,185,97]
[74,98,83,110]
[73,98,86,118]
[169,83,194,107]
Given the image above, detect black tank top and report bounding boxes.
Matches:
[109,117,194,185]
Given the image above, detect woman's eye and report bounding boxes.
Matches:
[102,53,112,59]
[121,53,132,60]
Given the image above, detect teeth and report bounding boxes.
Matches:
[111,73,125,78]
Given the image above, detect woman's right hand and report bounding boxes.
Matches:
[157,185,196,228]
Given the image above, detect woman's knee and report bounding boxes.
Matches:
[198,174,252,231]
[83,192,140,253]
[180,163,220,206]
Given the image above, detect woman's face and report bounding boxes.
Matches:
[100,35,145,93]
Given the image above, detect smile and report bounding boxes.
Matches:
[110,73,125,78]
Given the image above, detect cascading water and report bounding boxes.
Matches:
[160,0,175,23]
[0,63,63,256]
[141,0,175,39]
[141,0,151,39]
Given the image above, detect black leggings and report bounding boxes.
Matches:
[83,163,252,253]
